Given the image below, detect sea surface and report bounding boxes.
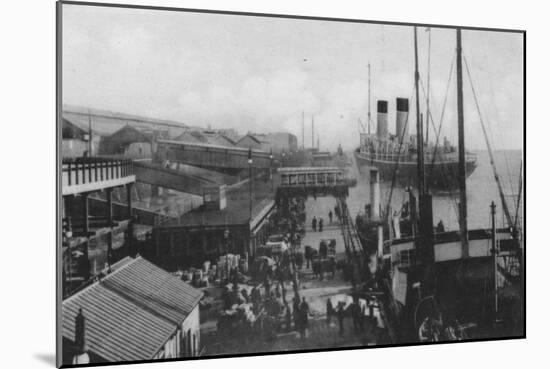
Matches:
[305,150,523,231]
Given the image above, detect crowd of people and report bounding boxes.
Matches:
[213,198,381,347]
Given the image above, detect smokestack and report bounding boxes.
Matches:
[369,168,380,220]
[75,308,87,354]
[396,97,409,144]
[72,308,90,364]
[376,100,388,140]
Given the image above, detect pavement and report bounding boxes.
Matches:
[199,199,391,356]
[300,223,345,255]
[201,265,390,356]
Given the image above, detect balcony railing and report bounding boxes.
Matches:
[62,157,134,193]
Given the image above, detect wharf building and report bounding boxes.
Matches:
[61,155,137,297]
[62,256,203,364]
[151,176,276,271]
[61,106,293,287]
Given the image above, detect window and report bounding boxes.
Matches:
[398,249,416,267]
[317,173,326,185]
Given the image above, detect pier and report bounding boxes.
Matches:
[54,9,525,367]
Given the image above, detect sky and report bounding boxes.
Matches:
[62,4,524,151]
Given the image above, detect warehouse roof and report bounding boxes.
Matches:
[62,105,187,138]
[62,256,202,362]
[165,177,275,229]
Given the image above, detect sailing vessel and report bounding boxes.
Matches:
[355,27,523,343]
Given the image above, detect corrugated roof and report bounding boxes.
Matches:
[102,257,203,324]
[62,257,202,362]
[62,106,187,138]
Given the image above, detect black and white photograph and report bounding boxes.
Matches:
[56,1,524,367]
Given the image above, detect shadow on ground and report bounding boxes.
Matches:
[34,353,56,366]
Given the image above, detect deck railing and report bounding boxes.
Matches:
[358,149,477,164]
[62,157,134,187]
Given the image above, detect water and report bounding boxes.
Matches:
[305,150,523,231]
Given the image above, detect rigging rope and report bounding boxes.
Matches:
[480,41,517,196]
[417,59,461,222]
[422,56,456,185]
[462,54,514,229]
[513,160,523,230]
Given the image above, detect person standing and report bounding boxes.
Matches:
[329,257,336,279]
[329,210,333,224]
[293,295,301,331]
[337,301,346,336]
[304,245,312,269]
[300,297,310,338]
[312,216,317,232]
[351,299,361,333]
[285,301,292,332]
[326,298,334,326]
[295,251,304,270]
[319,217,324,232]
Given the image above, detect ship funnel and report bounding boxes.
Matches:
[396,97,409,144]
[376,100,388,140]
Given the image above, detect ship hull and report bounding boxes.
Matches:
[354,149,477,190]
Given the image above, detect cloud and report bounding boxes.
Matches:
[62,6,523,151]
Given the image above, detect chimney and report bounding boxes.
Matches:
[376,100,388,140]
[369,168,380,220]
[75,308,87,354]
[71,308,90,364]
[396,97,409,144]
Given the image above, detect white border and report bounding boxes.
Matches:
[2,1,541,368]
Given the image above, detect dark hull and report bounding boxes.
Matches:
[354,149,477,190]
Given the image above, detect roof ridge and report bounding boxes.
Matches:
[62,108,188,129]
[100,278,181,326]
[99,257,202,325]
[62,257,139,304]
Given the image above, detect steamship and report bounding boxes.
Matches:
[354,98,477,189]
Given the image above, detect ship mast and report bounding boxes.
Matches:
[456,28,469,258]
[414,27,425,195]
[425,28,431,145]
[414,27,435,287]
[311,116,315,149]
[87,109,93,156]
[302,111,305,149]
[368,62,372,135]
